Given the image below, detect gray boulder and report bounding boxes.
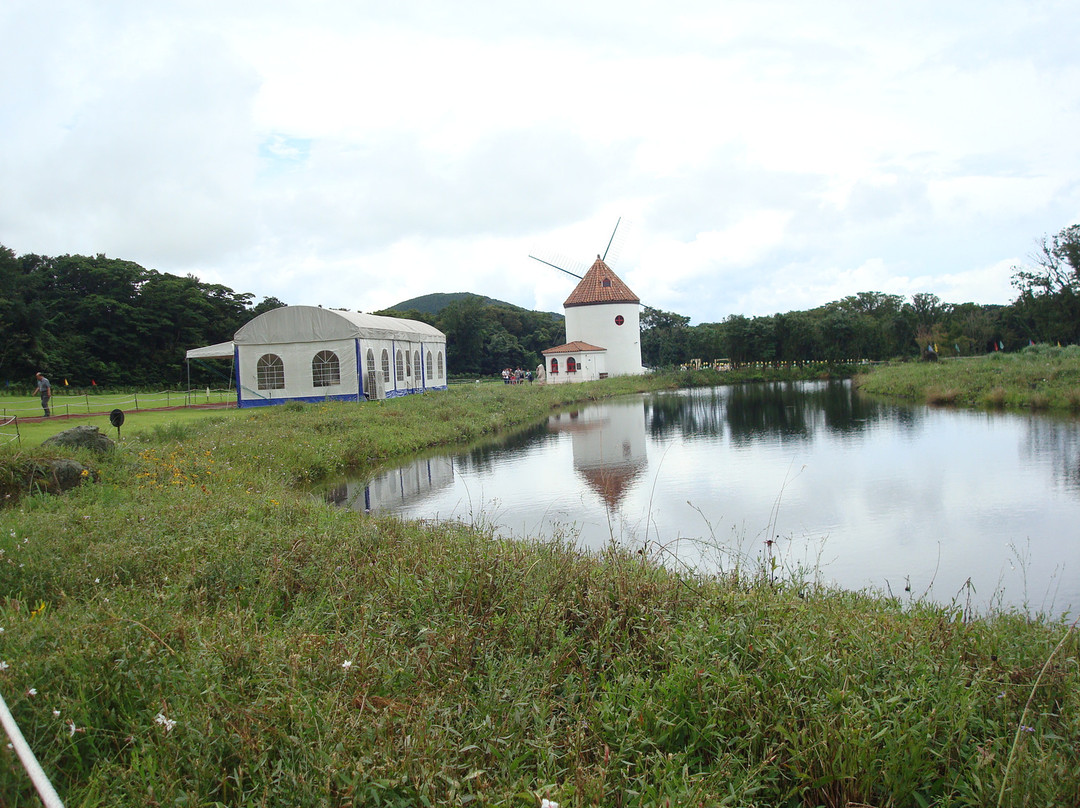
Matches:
[42,425,116,453]
[36,459,99,493]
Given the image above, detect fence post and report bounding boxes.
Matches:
[134,392,138,410]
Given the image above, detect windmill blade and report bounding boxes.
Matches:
[602,217,621,262]
[603,218,633,268]
[528,252,585,280]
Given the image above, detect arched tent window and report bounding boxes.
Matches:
[381,349,391,382]
[257,354,285,390]
[437,352,444,378]
[426,351,433,378]
[550,358,559,375]
[414,351,421,380]
[312,350,340,387]
[396,350,404,380]
[405,350,411,377]
[366,349,377,397]
[566,357,577,373]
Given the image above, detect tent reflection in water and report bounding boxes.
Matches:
[185,305,448,407]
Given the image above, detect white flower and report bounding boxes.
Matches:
[67,720,77,737]
[0,661,9,670]
[155,712,176,732]
[94,578,100,584]
[0,627,4,633]
[27,688,37,696]
[342,660,353,670]
[53,710,61,717]
[541,800,560,808]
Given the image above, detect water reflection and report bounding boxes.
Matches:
[328,455,455,513]
[331,381,1080,616]
[549,404,648,510]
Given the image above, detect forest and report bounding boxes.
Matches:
[639,223,1080,368]
[2,223,1076,387]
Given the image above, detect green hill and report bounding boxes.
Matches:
[389,292,562,320]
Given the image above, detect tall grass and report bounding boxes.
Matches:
[0,375,1077,805]
[856,346,1080,411]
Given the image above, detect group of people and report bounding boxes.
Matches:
[501,367,533,384]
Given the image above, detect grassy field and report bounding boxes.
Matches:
[855,344,1080,410]
[1,371,1077,806]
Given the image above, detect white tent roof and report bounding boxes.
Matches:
[233,305,444,344]
[185,341,235,360]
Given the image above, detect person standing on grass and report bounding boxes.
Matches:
[35,372,51,417]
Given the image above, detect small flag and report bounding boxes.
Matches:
[91,379,97,386]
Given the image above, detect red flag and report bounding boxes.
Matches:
[91,379,97,386]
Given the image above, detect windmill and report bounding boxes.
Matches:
[529,218,646,381]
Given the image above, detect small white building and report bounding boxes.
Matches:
[541,341,607,384]
[186,305,447,407]
[542,256,645,383]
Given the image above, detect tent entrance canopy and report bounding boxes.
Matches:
[184,341,236,390]
[185,341,235,360]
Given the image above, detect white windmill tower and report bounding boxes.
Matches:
[530,219,645,383]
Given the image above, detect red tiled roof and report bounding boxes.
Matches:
[563,256,640,308]
[542,340,606,355]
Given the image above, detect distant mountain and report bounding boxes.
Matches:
[388,292,562,320]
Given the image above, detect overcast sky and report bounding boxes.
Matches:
[2,1,1078,324]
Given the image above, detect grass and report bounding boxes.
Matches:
[856,344,1080,411]
[1,372,1077,806]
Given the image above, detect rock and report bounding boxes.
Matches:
[35,459,98,493]
[42,425,116,453]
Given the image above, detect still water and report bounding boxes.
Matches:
[330,381,1080,616]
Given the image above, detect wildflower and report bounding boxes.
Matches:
[94,578,100,584]
[0,661,9,670]
[541,800,560,808]
[155,712,177,732]
[66,719,77,737]
[27,688,37,697]
[53,710,60,717]
[342,660,353,670]
[1020,725,1035,733]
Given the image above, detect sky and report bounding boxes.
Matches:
[2,1,1079,325]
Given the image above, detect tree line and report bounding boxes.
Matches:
[640,223,1080,368]
[3,223,1076,386]
[0,246,284,388]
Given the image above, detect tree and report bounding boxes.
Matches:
[1011,224,1080,344]
[640,305,691,367]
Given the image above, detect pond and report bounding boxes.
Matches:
[329,381,1080,616]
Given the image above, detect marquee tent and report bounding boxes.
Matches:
[185,305,448,408]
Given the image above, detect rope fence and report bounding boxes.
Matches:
[0,389,235,419]
[0,415,19,446]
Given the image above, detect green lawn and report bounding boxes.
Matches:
[1,373,1076,806]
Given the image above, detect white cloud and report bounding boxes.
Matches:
[2,0,1079,325]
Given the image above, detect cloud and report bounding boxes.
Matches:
[1,0,1079,326]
